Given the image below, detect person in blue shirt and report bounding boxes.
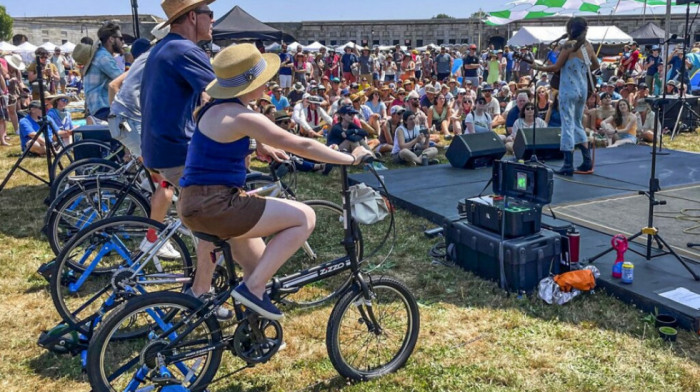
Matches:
[18,101,56,155]
[341,46,359,83]
[47,94,75,145]
[270,85,290,111]
[278,43,293,94]
[177,44,372,320]
[83,22,124,121]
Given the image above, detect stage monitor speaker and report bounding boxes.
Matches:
[513,127,563,161]
[446,132,506,169]
[659,96,699,131]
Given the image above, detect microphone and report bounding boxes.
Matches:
[662,34,678,45]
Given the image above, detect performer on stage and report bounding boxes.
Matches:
[532,17,599,176]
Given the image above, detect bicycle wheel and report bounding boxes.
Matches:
[244,172,295,199]
[51,139,119,180]
[50,158,121,202]
[86,291,222,392]
[277,200,362,308]
[45,179,151,256]
[50,216,194,337]
[326,276,420,381]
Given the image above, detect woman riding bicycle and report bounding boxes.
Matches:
[177,44,372,321]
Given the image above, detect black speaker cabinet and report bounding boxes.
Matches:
[513,127,563,161]
[659,96,699,131]
[446,132,506,169]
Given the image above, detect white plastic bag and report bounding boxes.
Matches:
[349,183,389,225]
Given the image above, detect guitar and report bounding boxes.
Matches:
[513,48,595,98]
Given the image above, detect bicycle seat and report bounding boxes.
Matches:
[192,231,229,245]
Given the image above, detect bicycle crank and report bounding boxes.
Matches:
[231,314,283,364]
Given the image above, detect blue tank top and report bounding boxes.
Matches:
[180,98,250,188]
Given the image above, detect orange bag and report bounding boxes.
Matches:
[553,269,596,293]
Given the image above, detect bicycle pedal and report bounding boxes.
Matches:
[37,260,56,282]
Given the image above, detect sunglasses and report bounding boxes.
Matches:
[113,35,123,40]
[194,9,214,18]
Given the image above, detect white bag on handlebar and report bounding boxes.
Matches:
[349,183,389,225]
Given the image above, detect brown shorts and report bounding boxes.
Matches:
[177,185,267,239]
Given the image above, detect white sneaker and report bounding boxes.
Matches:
[139,237,182,259]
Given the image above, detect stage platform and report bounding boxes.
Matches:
[350,145,700,333]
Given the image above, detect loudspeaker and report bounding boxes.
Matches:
[513,127,563,161]
[446,132,506,169]
[659,96,699,131]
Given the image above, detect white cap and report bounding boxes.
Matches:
[407,90,420,100]
[302,93,311,99]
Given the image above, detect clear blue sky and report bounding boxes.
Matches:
[3,0,679,21]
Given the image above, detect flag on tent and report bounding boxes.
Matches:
[486,10,556,25]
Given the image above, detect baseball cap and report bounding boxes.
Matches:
[390,105,406,115]
[302,93,311,100]
[457,88,467,94]
[331,77,340,83]
[407,90,420,100]
[28,100,42,109]
[337,105,359,115]
[482,85,493,92]
[341,88,350,96]
[638,82,648,89]
[469,44,477,50]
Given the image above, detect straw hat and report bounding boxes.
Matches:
[4,54,25,71]
[160,0,215,29]
[206,43,280,99]
[49,94,69,104]
[150,22,171,43]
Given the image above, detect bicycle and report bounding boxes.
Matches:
[85,159,418,391]
[40,161,362,367]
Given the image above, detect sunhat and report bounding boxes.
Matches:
[293,82,305,92]
[150,22,171,43]
[4,54,25,71]
[73,41,100,75]
[206,43,281,99]
[160,0,215,29]
[49,94,69,104]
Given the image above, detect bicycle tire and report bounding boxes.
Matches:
[87,291,222,392]
[45,179,151,256]
[244,172,296,199]
[49,157,121,202]
[50,216,194,338]
[277,200,362,308]
[51,140,118,180]
[326,276,420,381]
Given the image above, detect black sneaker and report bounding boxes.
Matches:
[429,158,440,165]
[232,283,283,320]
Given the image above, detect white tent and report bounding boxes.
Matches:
[59,41,76,53]
[336,41,361,51]
[265,42,281,52]
[378,44,407,52]
[287,42,304,51]
[39,42,57,51]
[16,42,38,63]
[415,43,438,52]
[304,41,327,52]
[0,41,18,52]
[508,26,632,46]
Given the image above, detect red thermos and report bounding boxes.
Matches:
[568,230,580,264]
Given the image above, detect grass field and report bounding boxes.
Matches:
[0,125,698,392]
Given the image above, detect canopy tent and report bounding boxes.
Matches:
[304,41,327,52]
[212,5,295,42]
[335,41,360,51]
[265,42,281,52]
[59,41,76,53]
[286,42,304,51]
[378,44,407,52]
[508,26,632,46]
[16,42,38,63]
[39,42,57,51]
[415,43,438,52]
[628,22,675,45]
[0,41,18,52]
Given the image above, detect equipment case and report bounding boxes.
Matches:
[458,196,542,238]
[444,219,561,292]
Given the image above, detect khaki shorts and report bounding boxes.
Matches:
[177,185,267,239]
[149,165,185,189]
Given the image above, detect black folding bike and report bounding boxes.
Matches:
[86,160,420,392]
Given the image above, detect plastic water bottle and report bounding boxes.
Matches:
[621,262,634,284]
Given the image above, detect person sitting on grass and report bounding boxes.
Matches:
[391,110,438,166]
[47,94,75,145]
[635,99,660,143]
[18,100,53,155]
[274,110,325,173]
[427,93,453,139]
[463,97,493,134]
[601,99,637,147]
[506,102,547,154]
[326,105,374,154]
